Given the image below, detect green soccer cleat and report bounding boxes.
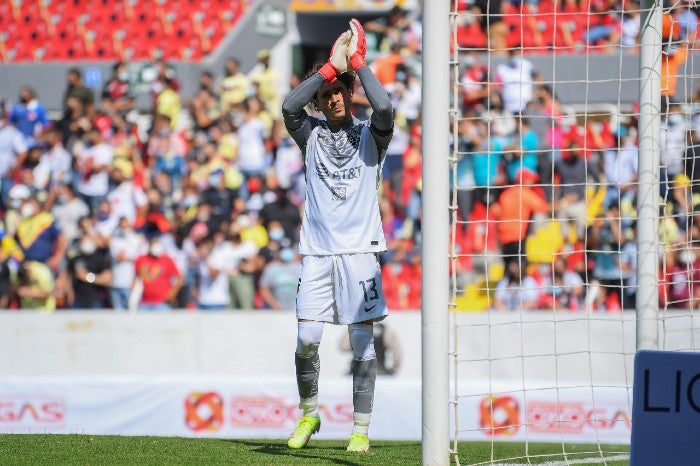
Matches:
[287,416,321,449]
[346,433,370,453]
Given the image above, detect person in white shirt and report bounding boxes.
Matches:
[236,97,269,178]
[494,48,541,114]
[106,159,148,226]
[195,234,233,310]
[52,184,90,246]
[76,127,114,212]
[0,107,28,210]
[109,217,145,310]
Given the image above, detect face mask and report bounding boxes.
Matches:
[20,203,36,218]
[118,72,128,81]
[209,174,220,187]
[463,56,475,68]
[80,240,97,255]
[149,243,164,257]
[183,196,198,208]
[279,248,295,262]
[269,229,285,241]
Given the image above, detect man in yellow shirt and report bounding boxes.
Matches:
[248,50,281,119]
[218,58,250,114]
[16,260,55,312]
[156,77,181,128]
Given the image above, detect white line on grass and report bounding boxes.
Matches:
[492,453,630,466]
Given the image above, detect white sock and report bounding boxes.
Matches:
[352,412,371,435]
[300,395,319,418]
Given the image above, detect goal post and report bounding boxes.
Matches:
[636,0,661,352]
[421,0,451,465]
[425,0,700,462]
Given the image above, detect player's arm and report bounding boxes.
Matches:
[348,19,394,151]
[281,73,325,152]
[282,30,352,152]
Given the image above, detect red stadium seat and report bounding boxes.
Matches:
[4,0,248,62]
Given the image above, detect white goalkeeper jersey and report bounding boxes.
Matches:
[299,118,386,256]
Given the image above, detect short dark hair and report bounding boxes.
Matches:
[305,63,356,99]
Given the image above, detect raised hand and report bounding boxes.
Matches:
[348,18,367,70]
[318,30,352,82]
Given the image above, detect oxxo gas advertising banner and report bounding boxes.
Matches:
[0,376,631,443]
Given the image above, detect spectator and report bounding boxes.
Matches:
[587,203,635,309]
[248,49,281,119]
[226,226,259,310]
[660,101,688,198]
[15,260,55,312]
[194,235,231,310]
[662,246,700,309]
[67,227,112,309]
[37,126,72,189]
[109,217,144,310]
[364,6,412,53]
[259,187,301,242]
[583,0,622,51]
[133,236,182,311]
[218,57,250,114]
[494,48,541,114]
[9,86,49,144]
[371,42,405,87]
[259,246,300,310]
[602,125,638,210]
[63,67,95,118]
[15,194,66,273]
[0,105,28,210]
[76,126,114,212]
[156,78,181,128]
[201,167,238,230]
[0,249,13,309]
[554,140,600,239]
[150,58,181,104]
[236,97,270,179]
[102,61,134,116]
[493,261,540,311]
[492,168,550,266]
[504,116,539,183]
[107,158,148,227]
[461,52,489,112]
[52,184,90,246]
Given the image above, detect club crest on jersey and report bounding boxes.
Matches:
[332,187,347,201]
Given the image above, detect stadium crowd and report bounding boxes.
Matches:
[1,5,700,313]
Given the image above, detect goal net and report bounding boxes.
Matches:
[444,0,700,463]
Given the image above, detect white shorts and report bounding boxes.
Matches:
[296,253,388,325]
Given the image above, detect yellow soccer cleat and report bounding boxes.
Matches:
[346,433,370,452]
[287,416,321,449]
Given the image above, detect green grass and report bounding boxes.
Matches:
[0,435,630,465]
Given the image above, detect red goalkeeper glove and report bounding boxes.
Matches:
[348,18,367,70]
[318,30,352,82]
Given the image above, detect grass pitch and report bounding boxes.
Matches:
[0,435,629,465]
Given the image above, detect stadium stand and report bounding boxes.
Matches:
[1,3,700,314]
[0,0,248,62]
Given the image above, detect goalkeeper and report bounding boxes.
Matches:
[281,19,394,453]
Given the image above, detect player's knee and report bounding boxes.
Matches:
[296,321,324,357]
[348,323,376,361]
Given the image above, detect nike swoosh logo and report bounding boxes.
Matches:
[364,304,376,312]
